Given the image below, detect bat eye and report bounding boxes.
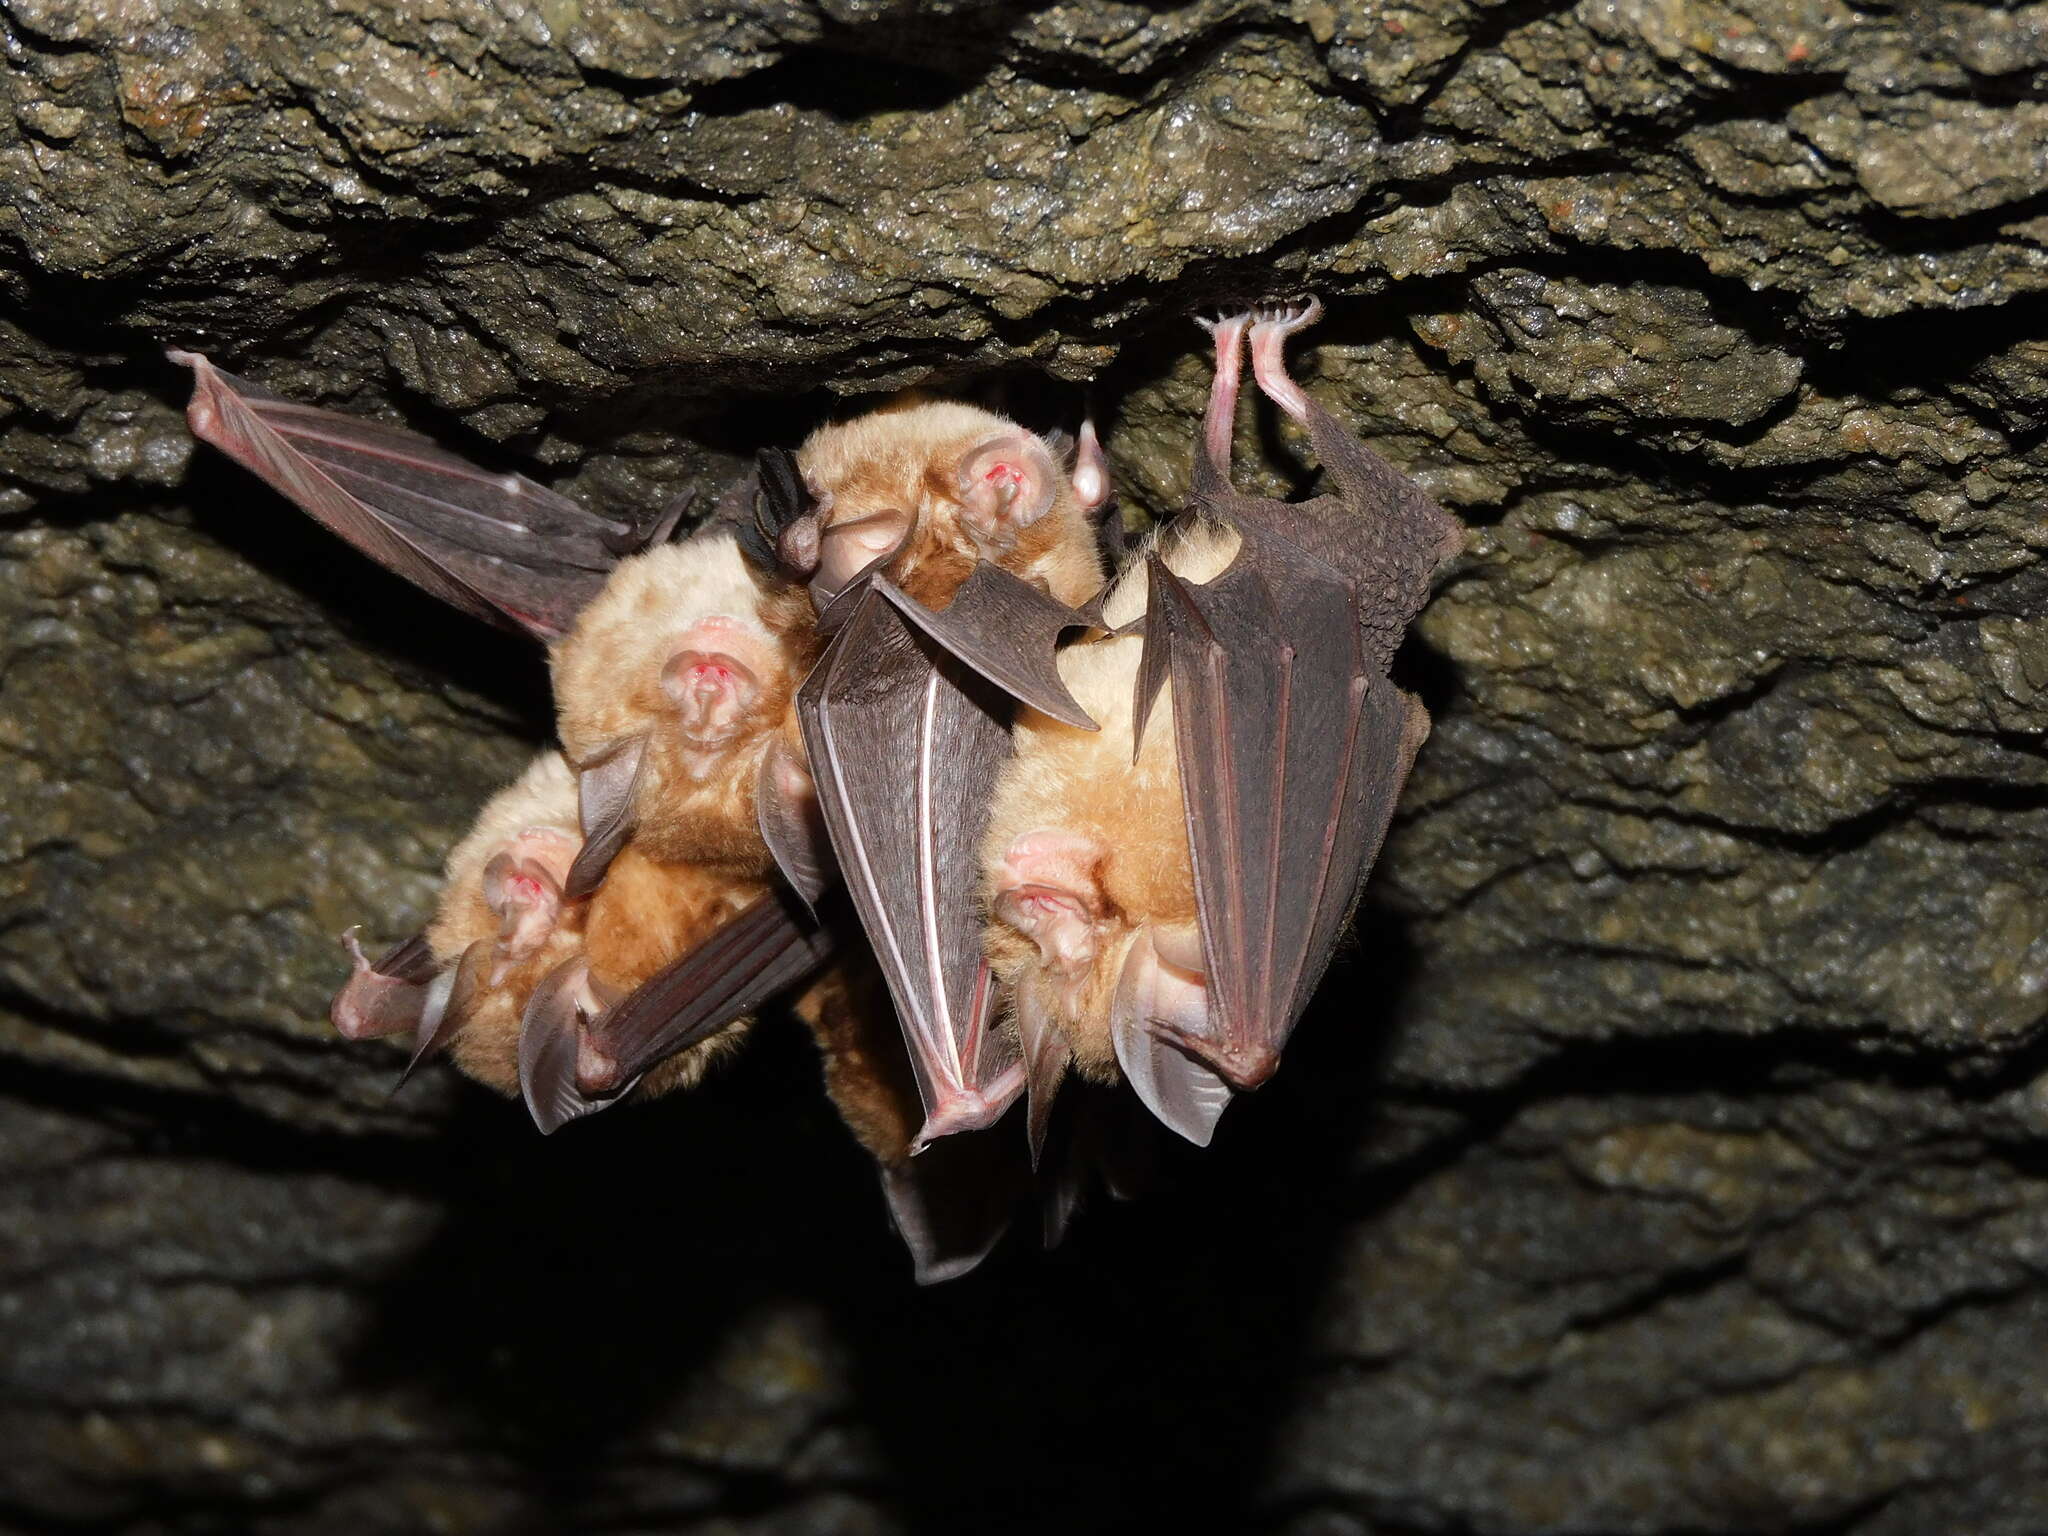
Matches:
[811,507,911,602]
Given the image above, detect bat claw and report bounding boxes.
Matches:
[1247,297,1324,422]
[909,1073,1024,1152]
[1249,296,1323,331]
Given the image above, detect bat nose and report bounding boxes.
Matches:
[661,648,760,745]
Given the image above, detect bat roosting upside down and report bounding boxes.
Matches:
[171,296,1458,1281]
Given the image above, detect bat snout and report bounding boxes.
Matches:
[662,646,763,748]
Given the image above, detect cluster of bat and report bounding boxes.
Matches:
[172,299,1460,1281]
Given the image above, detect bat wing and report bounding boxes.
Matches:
[172,351,639,640]
[756,736,834,907]
[329,928,440,1041]
[875,565,1095,730]
[1135,522,1412,1111]
[562,737,649,900]
[797,585,1028,1147]
[519,887,836,1134]
[880,1129,1030,1285]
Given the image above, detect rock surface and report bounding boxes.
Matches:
[4,1,2047,1531]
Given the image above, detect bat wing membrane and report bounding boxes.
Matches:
[173,351,635,639]
[520,887,836,1134]
[1146,520,1393,1092]
[797,586,1025,1146]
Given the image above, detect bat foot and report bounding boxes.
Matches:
[1196,312,1254,480]
[1247,297,1324,423]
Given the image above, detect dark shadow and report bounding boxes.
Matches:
[329,903,1425,1534]
[819,915,1424,1536]
[342,1011,902,1521]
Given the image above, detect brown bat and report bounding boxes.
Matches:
[330,749,758,1114]
[793,958,1029,1283]
[548,525,822,896]
[982,301,1460,1149]
[724,395,1120,1149]
[543,399,1117,1132]
[788,397,1110,611]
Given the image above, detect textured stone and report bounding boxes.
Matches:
[3,0,2047,1532]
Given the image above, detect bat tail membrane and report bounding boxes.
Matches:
[169,350,635,639]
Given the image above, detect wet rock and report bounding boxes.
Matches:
[3,0,2047,1532]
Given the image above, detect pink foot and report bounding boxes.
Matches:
[1246,297,1324,423]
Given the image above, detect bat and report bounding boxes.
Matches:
[173,312,1459,1285]
[547,525,822,894]
[533,398,1117,1134]
[783,400,1116,1150]
[785,397,1110,612]
[982,301,1459,1149]
[327,748,762,1123]
[169,351,828,1101]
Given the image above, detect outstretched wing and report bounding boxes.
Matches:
[797,584,1029,1147]
[172,350,641,640]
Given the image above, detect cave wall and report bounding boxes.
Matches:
[4,1,2048,1531]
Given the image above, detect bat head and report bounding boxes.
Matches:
[984,826,1212,1084]
[796,399,1106,613]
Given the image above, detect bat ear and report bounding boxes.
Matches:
[399,940,490,1087]
[563,737,648,900]
[1014,985,1071,1168]
[1110,925,1233,1147]
[955,429,1060,550]
[812,503,911,603]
